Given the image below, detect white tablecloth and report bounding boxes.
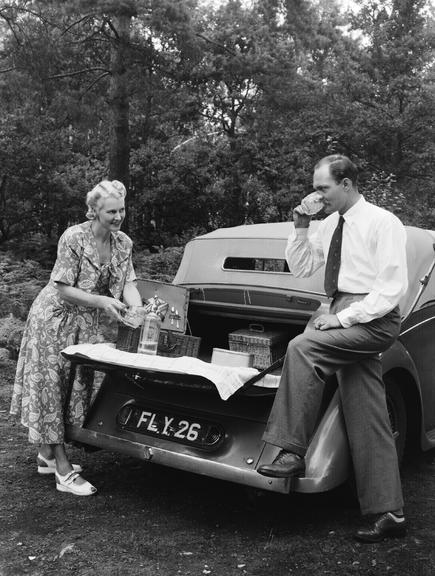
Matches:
[62,343,280,400]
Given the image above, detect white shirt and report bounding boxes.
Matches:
[285,197,408,327]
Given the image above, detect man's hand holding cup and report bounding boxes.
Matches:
[292,192,323,228]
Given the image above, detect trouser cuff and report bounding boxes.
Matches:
[262,434,307,457]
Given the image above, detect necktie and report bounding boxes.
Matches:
[324,215,345,298]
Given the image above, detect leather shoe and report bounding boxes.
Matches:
[257,450,305,478]
[355,512,407,543]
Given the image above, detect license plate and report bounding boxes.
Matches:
[117,404,224,450]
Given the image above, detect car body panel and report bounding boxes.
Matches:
[399,306,435,433]
[65,222,435,494]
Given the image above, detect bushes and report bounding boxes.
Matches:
[134,247,184,283]
[0,253,48,358]
[0,252,50,320]
[0,314,25,359]
[2,235,59,269]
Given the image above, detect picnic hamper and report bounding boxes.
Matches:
[157,330,201,358]
[228,324,288,369]
[116,279,200,357]
[116,324,201,357]
[116,324,141,353]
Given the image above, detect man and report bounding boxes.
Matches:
[257,155,408,542]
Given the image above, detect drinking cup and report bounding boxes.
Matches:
[299,192,324,215]
[121,306,146,329]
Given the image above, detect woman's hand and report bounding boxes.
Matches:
[96,295,126,321]
[122,281,143,308]
[55,283,127,321]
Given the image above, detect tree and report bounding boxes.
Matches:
[0,0,434,250]
[322,0,435,222]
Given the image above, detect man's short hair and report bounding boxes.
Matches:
[315,155,358,186]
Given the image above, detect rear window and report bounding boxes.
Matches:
[223,257,291,273]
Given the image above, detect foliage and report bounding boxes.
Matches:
[0,313,25,358]
[0,252,50,318]
[134,246,185,283]
[0,0,434,252]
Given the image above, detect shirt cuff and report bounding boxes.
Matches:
[294,228,309,238]
[336,309,355,328]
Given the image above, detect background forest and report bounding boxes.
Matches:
[0,0,434,353]
[0,0,434,254]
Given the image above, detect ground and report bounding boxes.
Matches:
[1,358,435,576]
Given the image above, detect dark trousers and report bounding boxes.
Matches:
[262,293,404,515]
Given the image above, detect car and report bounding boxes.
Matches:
[63,221,435,495]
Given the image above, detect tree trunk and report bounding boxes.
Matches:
[108,13,131,190]
[0,175,9,243]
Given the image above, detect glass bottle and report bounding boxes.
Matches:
[138,309,162,355]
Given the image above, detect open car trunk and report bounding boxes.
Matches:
[186,285,322,368]
[63,222,435,495]
[64,282,348,496]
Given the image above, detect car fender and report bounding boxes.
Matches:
[381,339,423,423]
[381,339,431,449]
[289,389,350,494]
[381,339,420,384]
[292,339,422,494]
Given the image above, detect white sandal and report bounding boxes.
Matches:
[37,453,82,475]
[55,470,97,496]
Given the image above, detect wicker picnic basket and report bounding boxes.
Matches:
[116,325,201,358]
[116,324,141,352]
[157,330,201,358]
[116,280,201,357]
[228,324,288,369]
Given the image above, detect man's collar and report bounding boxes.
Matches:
[341,196,365,222]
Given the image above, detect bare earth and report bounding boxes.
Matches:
[1,358,435,576]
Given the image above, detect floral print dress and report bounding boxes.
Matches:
[10,221,137,444]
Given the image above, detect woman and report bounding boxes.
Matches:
[10,180,142,496]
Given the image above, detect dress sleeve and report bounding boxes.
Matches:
[50,228,83,286]
[125,252,137,283]
[108,232,138,299]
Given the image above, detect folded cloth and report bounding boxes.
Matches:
[62,343,280,400]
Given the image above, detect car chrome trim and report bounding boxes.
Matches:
[65,425,344,495]
[181,282,327,298]
[400,316,435,337]
[220,266,293,276]
[401,256,435,323]
[66,425,292,494]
